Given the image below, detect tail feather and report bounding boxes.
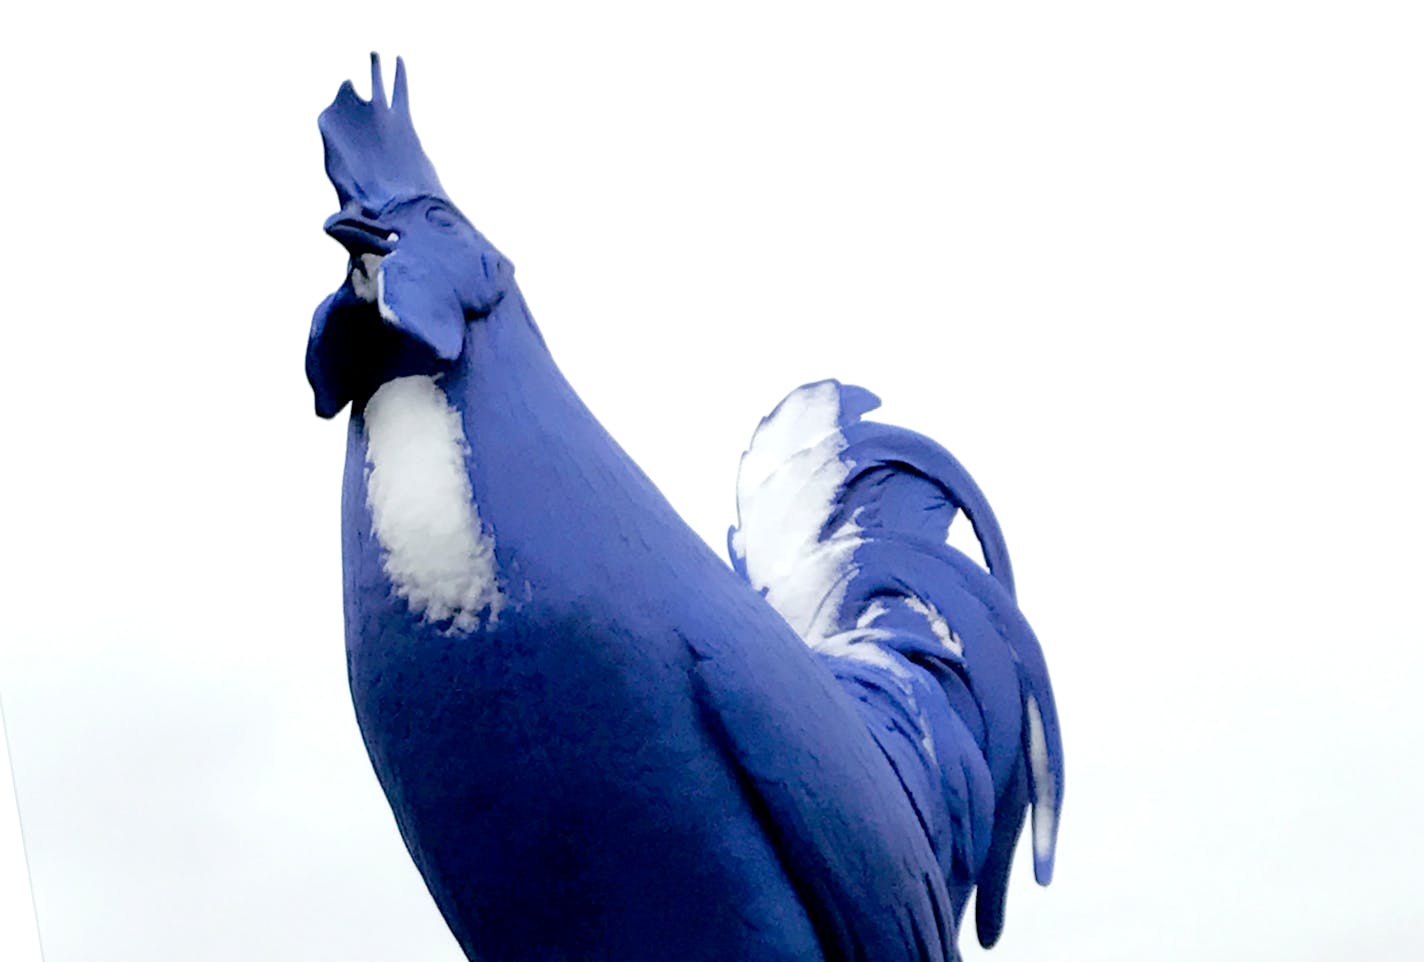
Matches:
[831,414,1017,598]
[730,380,1063,948]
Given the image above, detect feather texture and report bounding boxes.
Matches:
[730,380,1064,947]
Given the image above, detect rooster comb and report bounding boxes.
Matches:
[320,53,446,211]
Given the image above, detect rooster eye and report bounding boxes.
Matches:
[426,205,458,230]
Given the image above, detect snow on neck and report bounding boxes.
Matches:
[363,375,504,632]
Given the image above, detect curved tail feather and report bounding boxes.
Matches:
[729,381,1063,950]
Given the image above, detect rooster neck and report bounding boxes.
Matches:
[441,287,699,602]
[342,283,710,637]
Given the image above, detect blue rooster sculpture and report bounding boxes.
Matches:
[308,55,1063,962]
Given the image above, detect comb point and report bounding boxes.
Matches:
[369,52,387,107]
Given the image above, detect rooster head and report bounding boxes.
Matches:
[307,54,513,418]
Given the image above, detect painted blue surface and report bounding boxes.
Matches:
[309,55,1062,962]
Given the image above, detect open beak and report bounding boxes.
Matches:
[324,210,397,256]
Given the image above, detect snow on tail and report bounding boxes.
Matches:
[729,380,1063,949]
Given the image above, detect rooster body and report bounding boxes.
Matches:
[311,57,1062,962]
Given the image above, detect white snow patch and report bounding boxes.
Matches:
[734,382,860,646]
[375,264,401,326]
[815,626,902,674]
[363,375,503,632]
[350,253,383,303]
[855,600,889,630]
[902,595,964,658]
[734,386,941,751]
[1026,694,1056,860]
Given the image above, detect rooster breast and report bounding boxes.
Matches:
[360,374,504,632]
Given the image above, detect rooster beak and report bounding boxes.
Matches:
[324,210,398,256]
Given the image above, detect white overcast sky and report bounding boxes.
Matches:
[3,3,1422,960]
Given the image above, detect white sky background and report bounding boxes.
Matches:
[2,2,1421,959]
